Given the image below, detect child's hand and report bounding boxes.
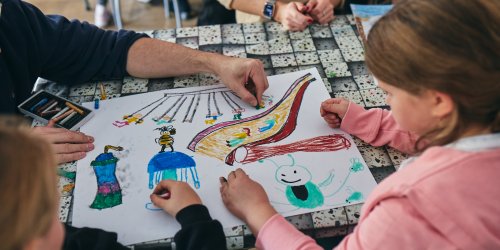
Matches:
[320,98,350,128]
[150,180,202,217]
[220,168,277,235]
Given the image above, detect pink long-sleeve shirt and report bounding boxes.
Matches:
[256,102,500,250]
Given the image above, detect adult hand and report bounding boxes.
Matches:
[320,98,350,128]
[215,56,269,107]
[150,180,202,217]
[275,2,313,31]
[220,168,277,235]
[32,122,94,164]
[306,0,336,25]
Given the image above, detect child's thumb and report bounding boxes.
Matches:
[321,101,343,114]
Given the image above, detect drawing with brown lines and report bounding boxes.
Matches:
[188,73,324,165]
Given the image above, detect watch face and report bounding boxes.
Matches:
[264,3,274,19]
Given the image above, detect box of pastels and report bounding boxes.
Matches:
[18,90,94,130]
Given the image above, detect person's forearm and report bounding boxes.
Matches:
[231,0,286,20]
[230,0,266,17]
[244,204,278,236]
[126,38,223,78]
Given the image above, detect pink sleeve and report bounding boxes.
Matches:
[335,198,452,250]
[340,102,417,154]
[256,214,322,250]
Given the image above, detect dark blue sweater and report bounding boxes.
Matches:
[0,0,147,113]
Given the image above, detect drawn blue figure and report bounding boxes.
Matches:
[147,151,200,189]
[258,114,280,133]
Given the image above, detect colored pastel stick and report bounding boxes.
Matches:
[65,102,84,115]
[100,83,107,100]
[52,109,74,123]
[36,99,57,114]
[51,106,69,120]
[60,111,77,125]
[40,108,61,117]
[39,101,58,114]
[30,98,48,112]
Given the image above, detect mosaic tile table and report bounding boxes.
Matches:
[48,15,410,249]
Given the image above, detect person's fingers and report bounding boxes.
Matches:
[227,171,237,182]
[305,0,317,11]
[317,7,334,24]
[232,81,258,107]
[219,176,228,184]
[152,179,176,195]
[323,98,344,105]
[321,100,344,114]
[45,130,94,144]
[52,142,94,154]
[33,126,67,134]
[219,179,228,196]
[287,3,312,31]
[47,119,56,127]
[150,193,165,206]
[248,61,268,106]
[327,122,340,128]
[55,152,86,164]
[234,168,246,177]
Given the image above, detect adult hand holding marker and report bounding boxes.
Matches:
[150,180,202,217]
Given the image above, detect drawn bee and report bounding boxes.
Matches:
[154,125,177,153]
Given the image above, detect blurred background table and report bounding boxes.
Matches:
[44,16,408,249]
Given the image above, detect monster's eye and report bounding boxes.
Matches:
[281,174,286,176]
[293,170,297,174]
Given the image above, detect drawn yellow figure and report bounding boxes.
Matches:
[226,128,251,147]
[154,125,177,153]
[113,113,143,127]
[204,113,220,125]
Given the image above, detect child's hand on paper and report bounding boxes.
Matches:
[150,180,202,217]
[320,98,350,128]
[220,168,277,235]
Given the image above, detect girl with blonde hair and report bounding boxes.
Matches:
[217,0,500,249]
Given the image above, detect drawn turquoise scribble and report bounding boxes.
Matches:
[346,191,363,203]
[350,158,365,172]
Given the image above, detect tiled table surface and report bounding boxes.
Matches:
[46,15,410,249]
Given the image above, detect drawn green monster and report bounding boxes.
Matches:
[269,155,330,209]
[264,155,367,209]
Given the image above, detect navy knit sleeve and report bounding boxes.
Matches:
[18,0,148,85]
[174,204,227,250]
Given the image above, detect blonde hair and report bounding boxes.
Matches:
[0,118,58,250]
[365,0,500,151]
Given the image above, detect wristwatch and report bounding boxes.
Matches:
[263,0,276,20]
